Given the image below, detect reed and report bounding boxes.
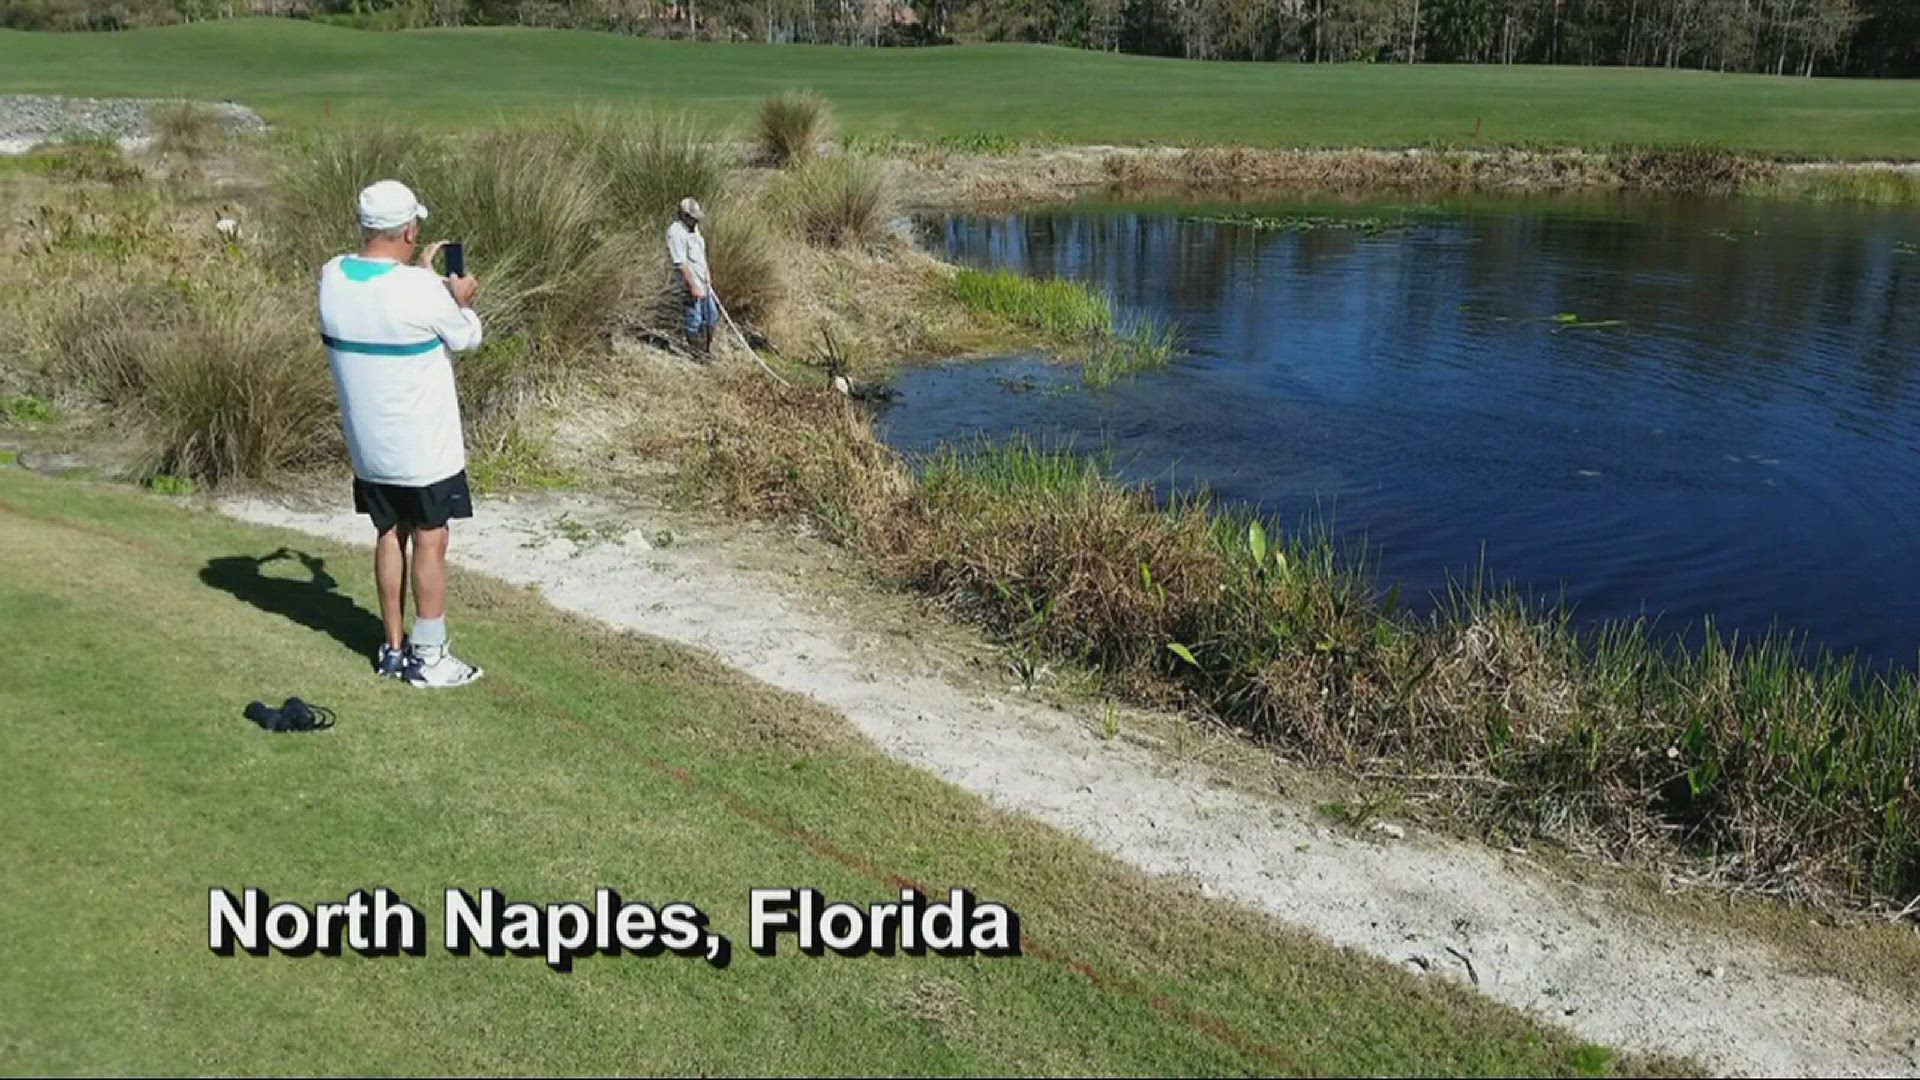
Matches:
[1081,316,1179,388]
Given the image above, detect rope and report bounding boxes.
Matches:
[712,294,791,387]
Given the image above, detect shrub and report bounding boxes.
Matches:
[775,154,895,249]
[149,101,224,158]
[1,392,58,424]
[934,132,1022,154]
[757,90,833,168]
[55,283,338,484]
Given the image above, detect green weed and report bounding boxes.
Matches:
[950,268,1112,338]
[146,473,197,496]
[2,392,58,424]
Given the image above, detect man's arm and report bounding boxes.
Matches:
[419,270,483,353]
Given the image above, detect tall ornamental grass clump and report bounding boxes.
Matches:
[55,283,337,483]
[695,207,787,328]
[272,125,430,273]
[548,109,785,328]
[775,154,895,248]
[271,125,645,427]
[756,90,833,167]
[557,106,731,222]
[425,128,639,361]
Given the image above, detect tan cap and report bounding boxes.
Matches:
[678,197,704,221]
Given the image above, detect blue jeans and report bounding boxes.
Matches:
[684,293,719,336]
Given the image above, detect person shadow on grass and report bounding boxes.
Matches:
[200,548,383,659]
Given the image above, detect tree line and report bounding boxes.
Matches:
[5,0,1916,75]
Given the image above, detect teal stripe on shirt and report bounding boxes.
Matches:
[321,334,442,356]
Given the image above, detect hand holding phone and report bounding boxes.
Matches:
[441,241,465,278]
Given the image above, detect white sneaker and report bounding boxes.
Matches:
[406,641,483,689]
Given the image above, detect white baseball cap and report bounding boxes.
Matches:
[357,180,429,230]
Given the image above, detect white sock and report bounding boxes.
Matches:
[412,616,448,649]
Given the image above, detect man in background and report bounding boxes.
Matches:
[667,196,717,356]
[317,179,485,689]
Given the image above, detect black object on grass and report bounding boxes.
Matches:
[245,697,336,733]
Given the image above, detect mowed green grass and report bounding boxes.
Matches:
[0,466,1634,1075]
[4,19,1920,156]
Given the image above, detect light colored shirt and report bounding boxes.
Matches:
[317,254,483,487]
[666,219,709,290]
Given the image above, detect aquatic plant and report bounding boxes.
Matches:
[950,267,1113,338]
[1182,212,1416,235]
[1548,313,1626,329]
[1081,316,1179,388]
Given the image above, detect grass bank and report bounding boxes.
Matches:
[647,369,1920,913]
[0,465,1642,1075]
[4,20,1920,159]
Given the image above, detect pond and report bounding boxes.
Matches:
[879,196,1920,665]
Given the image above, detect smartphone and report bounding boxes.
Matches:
[441,241,465,277]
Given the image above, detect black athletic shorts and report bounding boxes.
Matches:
[352,469,473,533]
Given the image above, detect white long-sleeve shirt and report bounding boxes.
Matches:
[317,254,483,486]
[666,219,709,290]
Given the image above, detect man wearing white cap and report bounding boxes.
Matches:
[317,179,485,689]
[667,196,717,356]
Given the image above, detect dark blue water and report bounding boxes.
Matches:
[879,198,1920,664]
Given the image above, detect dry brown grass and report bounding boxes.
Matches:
[149,101,227,159]
[774,154,897,249]
[756,90,834,168]
[52,280,338,482]
[1113,145,1758,196]
[660,359,1920,912]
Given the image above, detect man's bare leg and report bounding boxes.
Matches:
[374,523,412,650]
[409,524,448,624]
[402,523,480,685]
